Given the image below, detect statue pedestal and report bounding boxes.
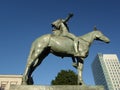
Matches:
[10,85,104,90]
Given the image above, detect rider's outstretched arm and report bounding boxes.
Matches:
[64,13,73,23]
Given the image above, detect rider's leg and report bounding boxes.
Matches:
[74,38,80,56]
[60,32,80,56]
[63,33,80,56]
[62,32,76,40]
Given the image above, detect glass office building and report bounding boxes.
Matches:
[92,53,120,90]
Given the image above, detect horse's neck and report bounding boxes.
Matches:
[80,31,96,44]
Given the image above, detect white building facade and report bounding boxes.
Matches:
[92,53,120,90]
[0,75,22,90]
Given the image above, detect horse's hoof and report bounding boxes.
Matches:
[78,80,85,85]
[79,82,85,85]
[22,75,28,85]
[79,82,82,85]
[22,80,28,85]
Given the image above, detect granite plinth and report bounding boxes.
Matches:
[10,85,104,90]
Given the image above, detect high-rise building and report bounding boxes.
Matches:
[0,75,22,90]
[92,53,120,90]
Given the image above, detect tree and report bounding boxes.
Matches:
[51,70,77,85]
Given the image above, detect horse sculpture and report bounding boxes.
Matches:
[22,15,110,85]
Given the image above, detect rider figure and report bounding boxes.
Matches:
[51,13,79,57]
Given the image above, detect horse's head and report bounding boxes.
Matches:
[93,27,110,43]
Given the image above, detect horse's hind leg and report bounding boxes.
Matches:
[28,48,50,78]
[22,43,50,84]
[22,50,39,85]
[23,58,42,84]
[22,51,41,84]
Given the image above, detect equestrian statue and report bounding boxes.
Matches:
[22,13,110,85]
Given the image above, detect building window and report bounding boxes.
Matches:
[10,81,18,85]
[0,84,6,90]
[0,81,8,90]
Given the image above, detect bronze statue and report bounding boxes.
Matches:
[22,14,110,85]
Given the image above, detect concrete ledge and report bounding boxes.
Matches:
[10,85,104,90]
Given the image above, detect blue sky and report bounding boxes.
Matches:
[0,0,120,85]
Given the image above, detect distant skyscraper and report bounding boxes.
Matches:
[92,53,120,90]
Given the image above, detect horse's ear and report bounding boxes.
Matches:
[93,26,97,31]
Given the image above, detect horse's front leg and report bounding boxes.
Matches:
[77,62,84,85]
[76,57,85,85]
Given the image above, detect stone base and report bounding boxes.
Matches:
[10,85,104,90]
